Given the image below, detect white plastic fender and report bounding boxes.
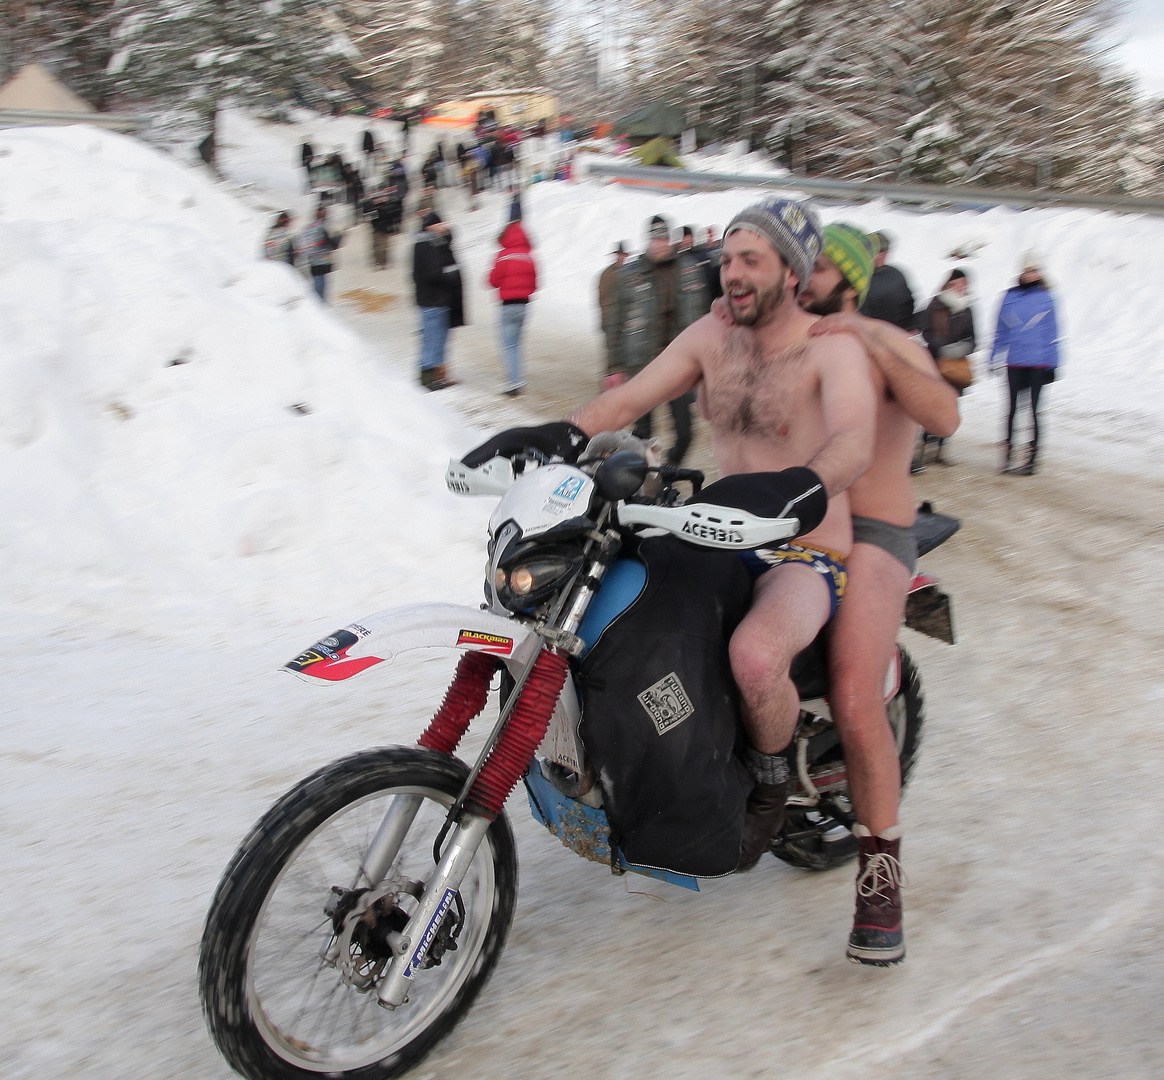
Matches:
[283,603,542,684]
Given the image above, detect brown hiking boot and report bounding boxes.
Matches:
[847,824,906,966]
[737,779,792,871]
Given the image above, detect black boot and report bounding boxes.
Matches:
[737,779,793,871]
[1012,442,1037,476]
[1000,442,1012,474]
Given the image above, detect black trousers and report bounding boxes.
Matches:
[1006,367,1053,447]
[633,391,695,465]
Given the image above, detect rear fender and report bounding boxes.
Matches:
[284,603,540,684]
[904,574,955,645]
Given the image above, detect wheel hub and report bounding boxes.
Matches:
[328,883,417,991]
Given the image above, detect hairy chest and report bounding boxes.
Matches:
[702,333,816,442]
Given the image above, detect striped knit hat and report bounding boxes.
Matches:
[822,223,876,304]
[725,197,822,295]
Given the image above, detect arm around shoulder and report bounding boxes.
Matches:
[809,332,876,496]
[867,320,960,438]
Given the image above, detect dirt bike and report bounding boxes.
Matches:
[199,435,958,1080]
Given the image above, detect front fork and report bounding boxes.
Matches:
[372,646,571,1008]
[367,527,619,1008]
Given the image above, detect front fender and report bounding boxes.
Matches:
[284,603,540,684]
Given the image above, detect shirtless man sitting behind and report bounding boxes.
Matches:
[564,199,876,871]
[793,223,959,964]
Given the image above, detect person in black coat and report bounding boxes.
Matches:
[858,231,916,330]
[412,212,464,390]
[914,268,975,466]
[363,192,401,269]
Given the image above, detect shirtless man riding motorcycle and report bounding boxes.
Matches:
[566,200,877,876]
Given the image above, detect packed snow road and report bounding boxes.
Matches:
[3,413,1162,1080]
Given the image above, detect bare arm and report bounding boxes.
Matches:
[566,317,708,436]
[811,312,960,439]
[807,333,876,496]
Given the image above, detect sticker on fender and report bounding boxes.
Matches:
[456,629,514,655]
[402,888,457,979]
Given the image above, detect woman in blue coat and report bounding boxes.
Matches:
[990,255,1060,475]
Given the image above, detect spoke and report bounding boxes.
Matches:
[285,957,333,1036]
[306,973,350,1053]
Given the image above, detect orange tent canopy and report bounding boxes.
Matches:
[421,102,479,128]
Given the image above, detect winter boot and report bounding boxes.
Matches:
[737,780,793,871]
[847,824,906,966]
[1000,442,1013,474]
[432,364,457,388]
[1011,442,1038,476]
[737,746,793,871]
[419,367,439,390]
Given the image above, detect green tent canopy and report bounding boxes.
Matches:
[613,101,686,140]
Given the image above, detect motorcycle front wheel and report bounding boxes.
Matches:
[199,746,517,1080]
[773,646,926,871]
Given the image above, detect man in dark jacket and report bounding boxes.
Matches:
[597,242,628,383]
[858,232,915,330]
[608,215,711,464]
[412,211,464,390]
[363,191,400,269]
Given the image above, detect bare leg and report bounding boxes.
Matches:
[730,563,833,754]
[827,543,910,834]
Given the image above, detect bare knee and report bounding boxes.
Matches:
[730,626,795,701]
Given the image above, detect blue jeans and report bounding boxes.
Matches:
[418,306,450,370]
[499,303,527,389]
[311,269,329,301]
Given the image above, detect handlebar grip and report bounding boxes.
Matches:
[656,465,705,493]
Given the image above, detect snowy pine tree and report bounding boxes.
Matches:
[106,0,354,158]
[0,0,124,107]
[339,0,450,106]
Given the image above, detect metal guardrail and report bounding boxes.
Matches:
[0,109,148,132]
[584,161,1164,217]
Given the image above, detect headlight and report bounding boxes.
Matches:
[494,547,585,611]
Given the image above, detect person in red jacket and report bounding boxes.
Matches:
[487,221,537,396]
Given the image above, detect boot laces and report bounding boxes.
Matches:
[855,851,908,901]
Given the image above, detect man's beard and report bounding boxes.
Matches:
[801,280,849,316]
[728,269,788,326]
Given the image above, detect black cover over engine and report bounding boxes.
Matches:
[578,536,754,877]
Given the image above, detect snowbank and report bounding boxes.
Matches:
[0,125,486,632]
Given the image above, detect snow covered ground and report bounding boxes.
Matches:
[2,115,1163,1079]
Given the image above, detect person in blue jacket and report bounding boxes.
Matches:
[990,254,1060,475]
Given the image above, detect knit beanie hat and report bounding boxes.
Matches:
[725,198,822,295]
[647,214,671,241]
[822,223,876,304]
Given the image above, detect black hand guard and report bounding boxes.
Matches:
[461,421,590,468]
[688,467,828,539]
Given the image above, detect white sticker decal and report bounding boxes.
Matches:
[402,888,457,979]
[637,673,695,735]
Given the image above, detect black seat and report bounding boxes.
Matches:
[912,504,960,558]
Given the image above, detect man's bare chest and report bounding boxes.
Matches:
[702,333,816,442]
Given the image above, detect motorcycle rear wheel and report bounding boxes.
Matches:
[773,646,925,871]
[199,746,516,1080]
